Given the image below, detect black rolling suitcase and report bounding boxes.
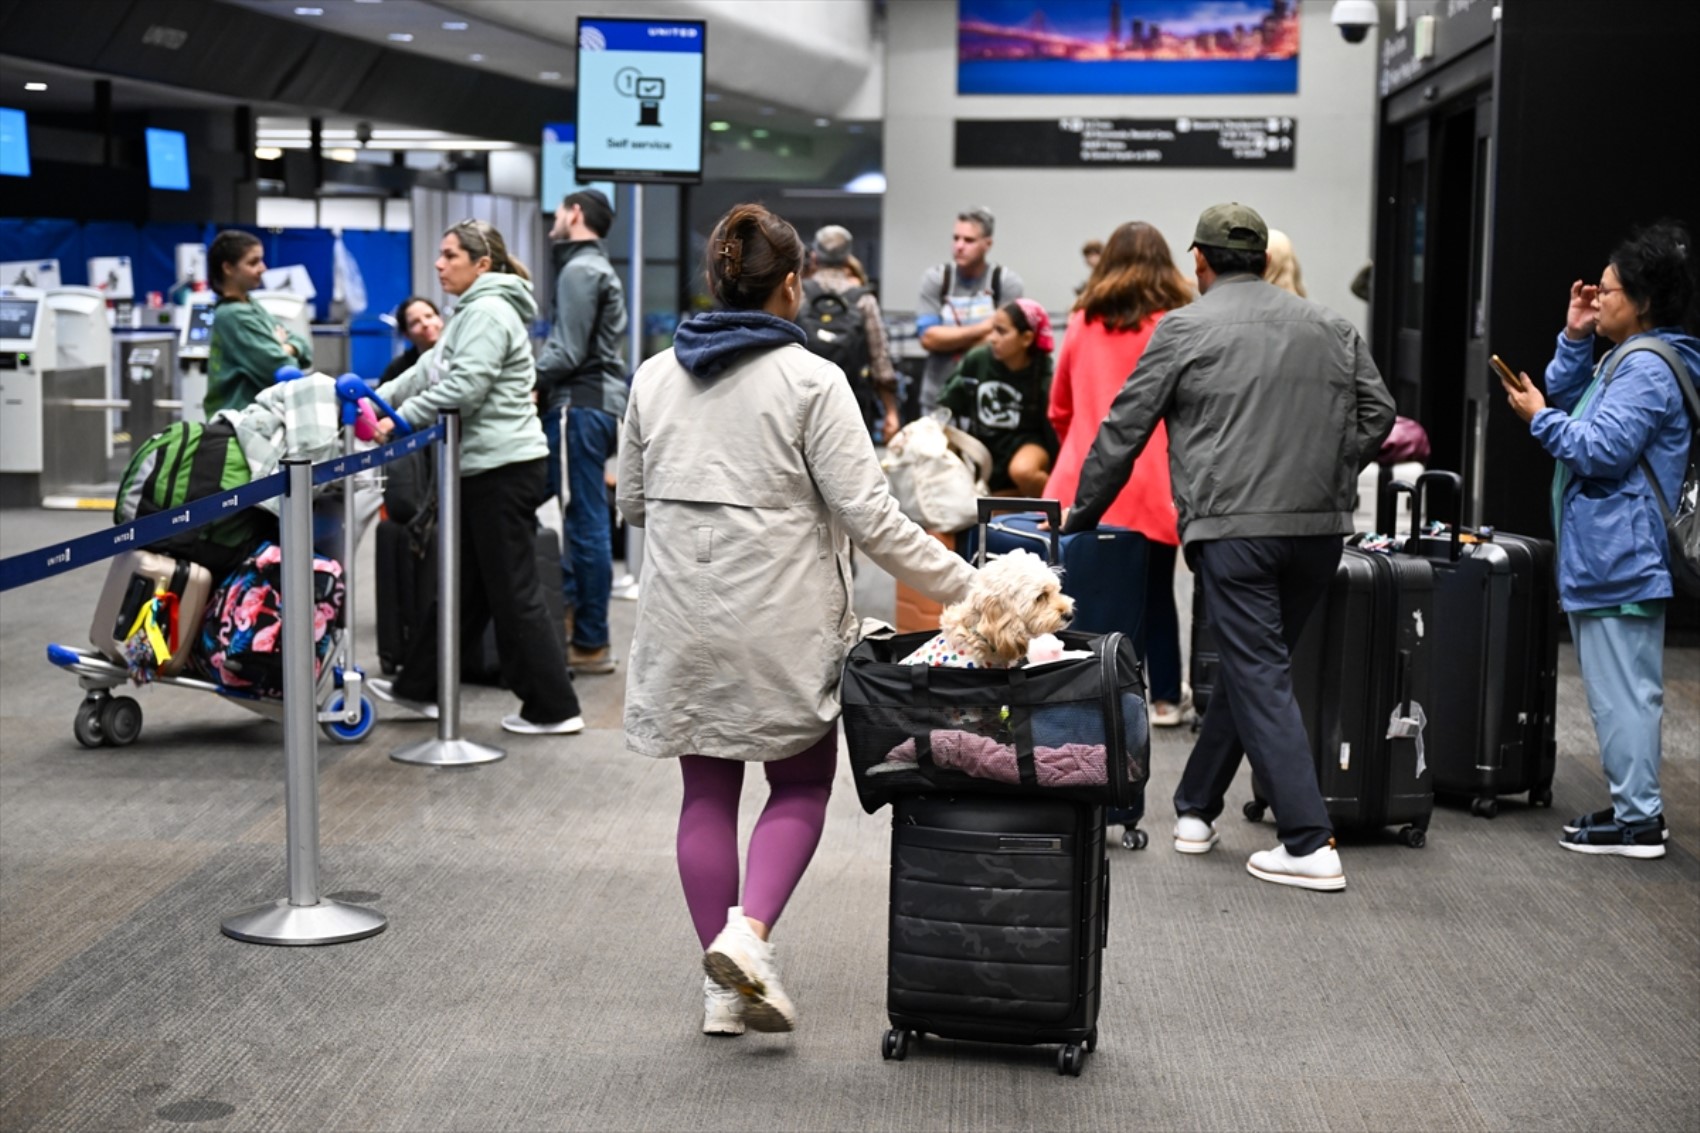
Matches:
[375,517,429,675]
[884,793,1106,1077]
[1188,586,1219,726]
[1406,471,1559,817]
[1248,538,1436,847]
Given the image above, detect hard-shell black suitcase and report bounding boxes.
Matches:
[1188,586,1219,726]
[884,793,1107,1077]
[1249,540,1436,846]
[1406,471,1559,817]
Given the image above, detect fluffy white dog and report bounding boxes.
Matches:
[901,549,1074,669]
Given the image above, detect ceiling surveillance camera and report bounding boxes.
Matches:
[1331,0,1378,44]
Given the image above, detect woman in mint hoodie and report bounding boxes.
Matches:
[370,220,582,736]
[204,230,312,416]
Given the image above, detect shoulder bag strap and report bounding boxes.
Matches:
[1604,339,1699,519]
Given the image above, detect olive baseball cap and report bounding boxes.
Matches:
[1190,202,1269,252]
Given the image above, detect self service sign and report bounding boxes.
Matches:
[575,17,706,184]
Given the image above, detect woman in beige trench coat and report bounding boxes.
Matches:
[617,204,976,1038]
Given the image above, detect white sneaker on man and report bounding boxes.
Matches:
[1174,814,1220,854]
[1246,840,1346,891]
[702,976,745,1036]
[500,714,585,736]
[367,678,438,720]
[702,905,797,1033]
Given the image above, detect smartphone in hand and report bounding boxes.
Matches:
[1491,354,1527,392]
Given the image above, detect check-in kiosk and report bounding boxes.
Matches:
[0,288,56,505]
[176,295,216,425]
[252,290,311,348]
[43,287,117,489]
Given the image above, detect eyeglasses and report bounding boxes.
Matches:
[1596,285,1624,298]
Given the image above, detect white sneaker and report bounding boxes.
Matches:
[1151,701,1185,728]
[1174,814,1220,854]
[702,976,745,1036]
[702,905,797,1033]
[367,678,438,720]
[1247,840,1347,892]
[500,714,585,735]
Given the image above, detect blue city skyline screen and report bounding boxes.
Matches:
[959,0,1300,95]
[145,127,190,191]
[0,108,30,178]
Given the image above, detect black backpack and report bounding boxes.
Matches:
[799,280,878,425]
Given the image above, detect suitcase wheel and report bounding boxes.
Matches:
[1529,786,1553,809]
[1399,825,1427,849]
[881,1028,912,1061]
[74,694,142,749]
[1242,800,1268,823]
[1470,797,1499,819]
[1057,1043,1086,1077]
[320,693,376,745]
[1120,827,1148,851]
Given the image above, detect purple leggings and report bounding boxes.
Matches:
[676,728,837,949]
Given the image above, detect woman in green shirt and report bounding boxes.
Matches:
[203,230,312,416]
[937,298,1057,496]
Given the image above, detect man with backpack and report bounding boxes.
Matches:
[915,206,1025,418]
[800,225,899,444]
[538,188,628,675]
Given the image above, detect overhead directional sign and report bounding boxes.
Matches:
[955,116,1296,169]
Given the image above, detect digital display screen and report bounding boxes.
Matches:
[958,1,1300,96]
[0,107,29,178]
[575,17,705,184]
[541,124,618,217]
[184,304,216,344]
[145,127,190,191]
[0,298,40,341]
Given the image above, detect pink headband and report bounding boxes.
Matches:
[1012,298,1054,352]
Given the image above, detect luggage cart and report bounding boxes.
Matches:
[45,372,414,749]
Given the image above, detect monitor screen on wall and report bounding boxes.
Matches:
[958,0,1300,95]
[542,124,619,216]
[145,128,191,191]
[0,108,29,178]
[575,17,706,184]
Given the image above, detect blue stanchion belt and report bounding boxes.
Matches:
[0,422,445,593]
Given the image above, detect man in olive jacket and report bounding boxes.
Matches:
[538,188,629,674]
[1064,203,1395,892]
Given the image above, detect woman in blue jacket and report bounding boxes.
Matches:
[1500,221,1698,860]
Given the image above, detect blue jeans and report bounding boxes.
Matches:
[544,402,619,651]
[1569,611,1666,825]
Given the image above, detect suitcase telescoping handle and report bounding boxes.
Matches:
[975,497,1062,567]
[1408,470,1465,561]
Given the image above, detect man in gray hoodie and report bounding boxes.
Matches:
[1064,203,1395,892]
[538,189,629,674]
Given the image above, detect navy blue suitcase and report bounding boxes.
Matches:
[961,500,1151,850]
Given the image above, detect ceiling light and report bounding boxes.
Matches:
[814,117,830,127]
[469,53,485,62]
[294,6,324,14]
[708,120,730,132]
[24,82,48,91]
[326,148,358,163]
[387,32,413,42]
[254,146,284,160]
[442,21,468,30]
[843,171,886,194]
[751,128,769,139]
[539,71,562,81]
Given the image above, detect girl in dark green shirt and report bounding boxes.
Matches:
[203,230,311,416]
[937,298,1056,495]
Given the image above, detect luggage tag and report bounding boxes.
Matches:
[1386,700,1429,779]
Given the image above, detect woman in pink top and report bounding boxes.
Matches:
[1046,221,1194,725]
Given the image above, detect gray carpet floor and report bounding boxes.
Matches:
[1,507,1696,1133]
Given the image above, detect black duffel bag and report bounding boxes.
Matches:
[841,628,1149,813]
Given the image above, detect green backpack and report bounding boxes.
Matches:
[115,418,273,579]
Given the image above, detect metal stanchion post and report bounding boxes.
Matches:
[391,409,505,766]
[222,459,387,945]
